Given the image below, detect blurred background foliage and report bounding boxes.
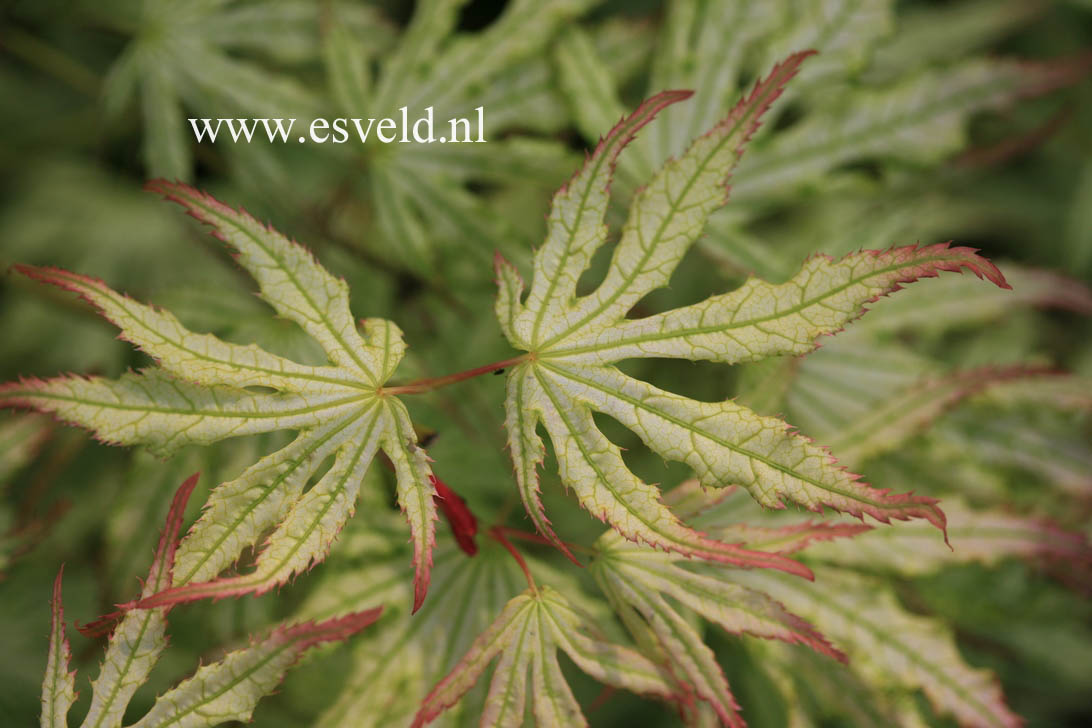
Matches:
[0,1,1090,726]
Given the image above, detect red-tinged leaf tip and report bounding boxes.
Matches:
[152,473,200,586]
[47,564,77,699]
[431,475,478,556]
[75,611,124,640]
[709,50,815,190]
[775,606,848,664]
[554,88,694,200]
[51,563,65,618]
[272,607,383,652]
[412,558,430,615]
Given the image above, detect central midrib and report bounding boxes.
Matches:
[540,361,906,513]
[542,252,970,358]
[536,68,790,352]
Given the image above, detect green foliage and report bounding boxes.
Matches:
[1,1,1090,727]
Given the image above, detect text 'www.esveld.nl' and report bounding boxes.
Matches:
[188,106,487,145]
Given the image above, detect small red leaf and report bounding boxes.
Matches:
[431,475,478,556]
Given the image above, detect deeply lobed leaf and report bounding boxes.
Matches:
[497,52,1015,564]
[738,568,1023,728]
[412,585,676,727]
[2,183,439,611]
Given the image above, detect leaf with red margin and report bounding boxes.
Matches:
[738,567,1023,728]
[803,496,1092,581]
[128,608,382,728]
[411,586,676,728]
[0,184,438,613]
[40,566,76,728]
[492,51,1022,569]
[79,473,198,728]
[592,516,854,728]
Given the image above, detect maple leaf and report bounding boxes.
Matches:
[98,0,388,179]
[738,567,1023,728]
[803,496,1092,578]
[556,0,1086,278]
[411,585,677,728]
[323,0,596,275]
[592,529,847,727]
[41,473,382,728]
[495,52,1012,565]
[0,182,440,612]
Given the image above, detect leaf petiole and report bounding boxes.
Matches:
[381,355,529,396]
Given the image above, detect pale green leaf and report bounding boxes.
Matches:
[498,59,1013,561]
[2,183,439,611]
[593,530,845,726]
[40,569,75,728]
[82,474,198,728]
[737,568,1023,728]
[412,586,675,728]
[129,610,381,728]
[802,497,1091,577]
[731,59,1075,204]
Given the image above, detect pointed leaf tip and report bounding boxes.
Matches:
[431,475,479,556]
[42,564,76,728]
[273,607,384,651]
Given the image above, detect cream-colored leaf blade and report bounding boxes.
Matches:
[135,406,385,609]
[129,611,380,728]
[412,594,535,728]
[538,52,812,349]
[547,244,1008,365]
[172,413,366,586]
[0,371,368,458]
[15,265,356,393]
[381,398,439,613]
[539,586,677,700]
[593,558,744,727]
[540,363,944,531]
[503,365,575,562]
[41,569,75,728]
[147,181,385,385]
[737,568,1022,728]
[516,89,693,348]
[522,363,812,575]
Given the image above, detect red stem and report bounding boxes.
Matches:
[382,355,527,396]
[489,526,537,594]
[495,526,593,557]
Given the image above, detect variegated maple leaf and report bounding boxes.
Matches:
[411,585,676,728]
[41,474,382,728]
[738,567,1023,728]
[495,52,1010,564]
[0,182,439,611]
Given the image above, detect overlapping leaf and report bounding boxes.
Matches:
[496,53,1015,566]
[592,524,848,727]
[412,585,676,727]
[802,496,1092,577]
[0,182,439,611]
[738,567,1023,728]
[40,473,383,728]
[99,0,390,179]
[324,0,596,275]
[557,0,1084,263]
